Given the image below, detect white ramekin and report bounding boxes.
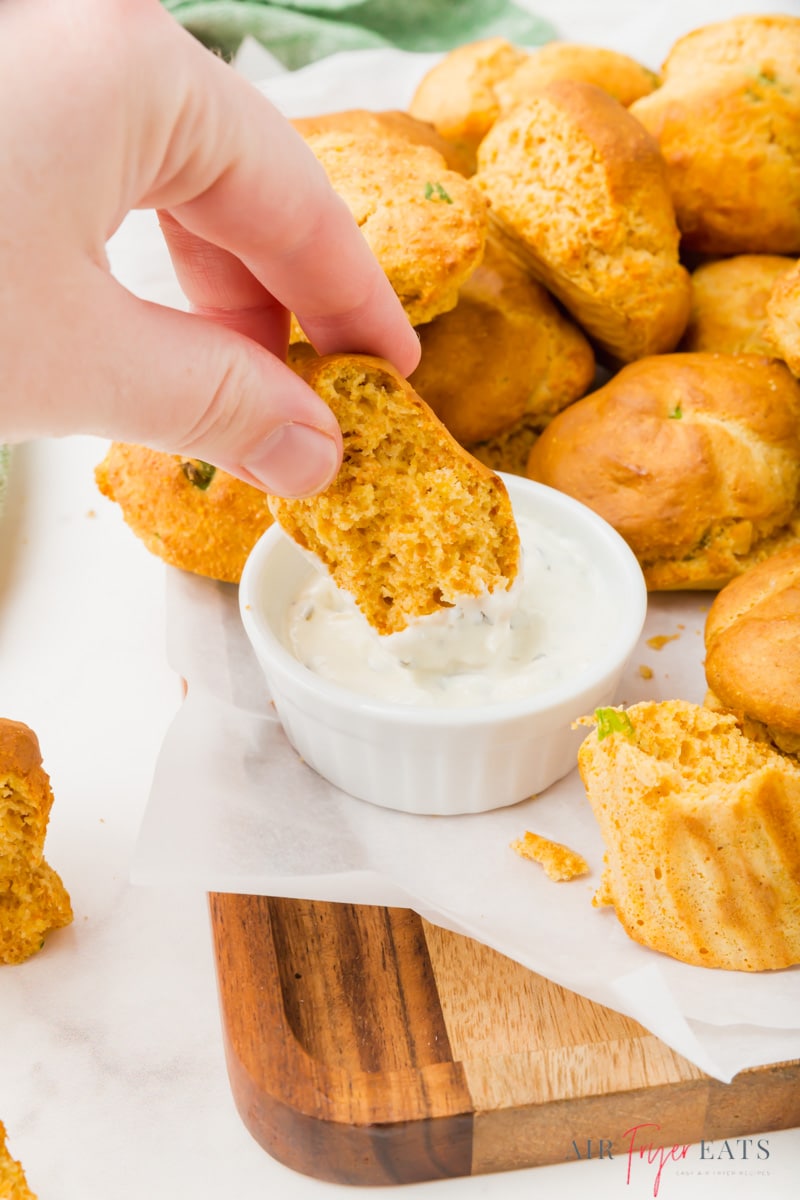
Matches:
[239,475,647,816]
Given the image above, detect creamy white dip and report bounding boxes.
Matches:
[284,513,611,708]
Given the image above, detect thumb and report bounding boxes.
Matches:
[68,274,344,498]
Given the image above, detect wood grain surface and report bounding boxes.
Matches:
[209,893,800,1185]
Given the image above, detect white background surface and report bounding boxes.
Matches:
[2,1,800,1197]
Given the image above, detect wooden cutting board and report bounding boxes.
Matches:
[209,893,800,1186]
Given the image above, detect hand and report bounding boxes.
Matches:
[0,0,420,496]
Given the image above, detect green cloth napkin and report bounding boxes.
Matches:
[163,0,555,68]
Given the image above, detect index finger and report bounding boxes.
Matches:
[139,17,421,375]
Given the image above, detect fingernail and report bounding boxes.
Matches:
[244,423,340,497]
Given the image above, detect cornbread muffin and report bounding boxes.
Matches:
[495,42,659,112]
[705,545,800,757]
[408,37,529,165]
[578,700,800,971]
[1,719,72,965]
[526,354,800,590]
[409,235,595,446]
[661,13,800,82]
[630,52,800,254]
[0,1122,36,1200]
[268,354,520,635]
[291,109,473,176]
[475,81,691,363]
[681,255,796,356]
[767,259,800,376]
[301,131,488,328]
[96,444,273,584]
[467,418,546,478]
[467,356,598,475]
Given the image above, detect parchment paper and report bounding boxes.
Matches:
[122,15,800,1085]
[132,568,800,1083]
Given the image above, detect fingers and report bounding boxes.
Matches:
[141,13,421,375]
[53,268,344,497]
[0,0,420,500]
[156,211,291,358]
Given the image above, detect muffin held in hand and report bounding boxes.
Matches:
[268,354,520,636]
[96,444,273,584]
[1,719,72,965]
[527,353,800,590]
[681,254,796,357]
[475,81,690,363]
[705,545,800,757]
[409,234,595,449]
[630,15,800,255]
[578,699,800,971]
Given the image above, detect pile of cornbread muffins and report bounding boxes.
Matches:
[95,13,800,974]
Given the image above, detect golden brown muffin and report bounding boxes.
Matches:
[630,68,800,255]
[466,418,544,478]
[286,341,319,374]
[96,444,273,584]
[1,863,72,968]
[578,699,800,971]
[465,361,604,476]
[704,545,800,757]
[767,258,800,375]
[661,13,800,82]
[268,354,520,636]
[409,235,595,446]
[475,81,691,363]
[0,1122,36,1200]
[681,255,796,356]
[408,37,529,165]
[1,719,72,966]
[301,131,487,329]
[526,353,800,590]
[495,42,659,112]
[291,109,473,176]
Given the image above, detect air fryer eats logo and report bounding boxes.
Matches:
[568,1124,770,1196]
